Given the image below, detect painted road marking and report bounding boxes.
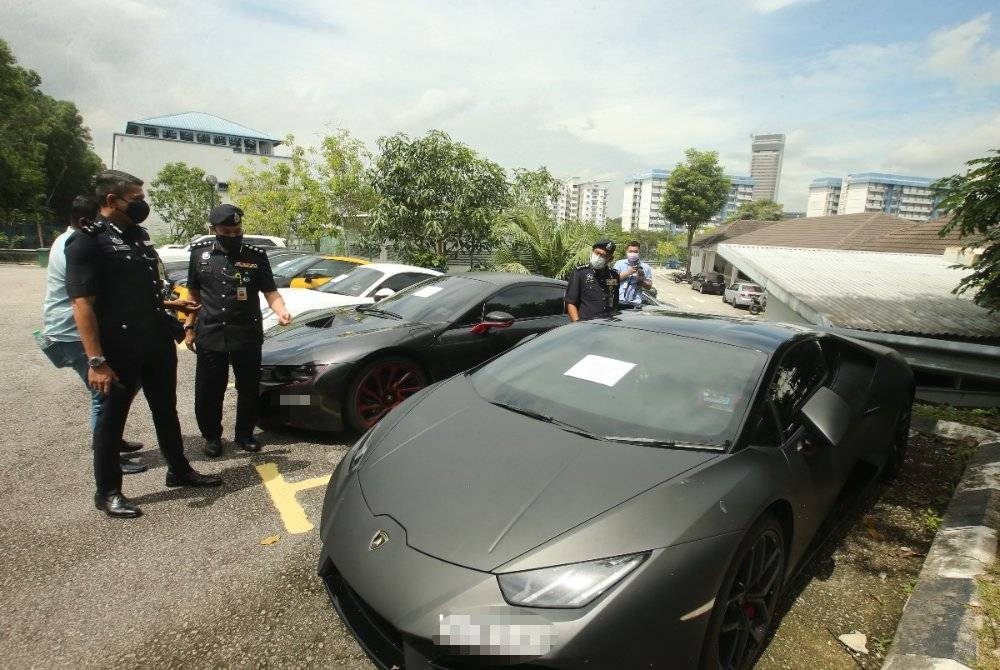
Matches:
[255,462,331,534]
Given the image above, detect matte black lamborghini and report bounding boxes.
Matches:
[317,311,914,669]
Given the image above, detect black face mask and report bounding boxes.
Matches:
[216,235,243,253]
[121,199,150,224]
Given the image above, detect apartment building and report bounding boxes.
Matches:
[749,133,785,201]
[806,177,842,217]
[551,178,610,225]
[621,171,755,230]
[836,173,940,221]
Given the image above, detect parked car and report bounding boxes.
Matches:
[318,311,914,670]
[156,233,286,263]
[723,281,764,308]
[259,273,569,432]
[690,271,725,294]
[259,263,442,330]
[663,258,683,269]
[283,255,369,289]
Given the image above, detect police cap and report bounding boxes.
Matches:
[208,204,243,227]
[592,239,616,254]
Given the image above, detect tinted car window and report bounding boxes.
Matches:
[305,259,362,277]
[319,267,383,297]
[380,272,434,293]
[769,340,829,434]
[244,236,276,247]
[361,275,498,323]
[470,322,767,447]
[484,285,566,319]
[273,254,320,277]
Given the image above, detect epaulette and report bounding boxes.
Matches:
[78,219,105,236]
[244,243,268,255]
[574,263,589,270]
[190,239,214,249]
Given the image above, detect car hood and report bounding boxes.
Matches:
[358,375,719,572]
[276,288,373,315]
[261,308,423,365]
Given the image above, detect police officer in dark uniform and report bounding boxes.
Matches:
[184,204,291,457]
[66,170,223,519]
[565,239,620,321]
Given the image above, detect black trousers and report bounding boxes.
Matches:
[194,347,262,441]
[94,339,191,496]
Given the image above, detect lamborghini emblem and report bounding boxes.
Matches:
[369,529,389,551]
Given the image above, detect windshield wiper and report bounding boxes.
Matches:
[489,401,600,440]
[602,436,729,451]
[356,305,402,319]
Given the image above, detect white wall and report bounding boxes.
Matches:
[112,134,291,240]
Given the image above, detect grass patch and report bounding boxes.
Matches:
[913,403,1000,433]
[977,560,1000,669]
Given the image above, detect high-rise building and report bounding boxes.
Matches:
[713,176,756,222]
[836,173,940,221]
[621,170,754,230]
[806,178,842,217]
[749,133,785,201]
[551,178,609,225]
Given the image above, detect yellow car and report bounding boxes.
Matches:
[287,256,369,289]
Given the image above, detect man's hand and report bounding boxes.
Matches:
[88,364,119,396]
[277,312,292,326]
[165,298,201,315]
[184,329,197,352]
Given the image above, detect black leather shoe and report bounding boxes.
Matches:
[118,440,143,453]
[165,469,223,488]
[236,435,261,453]
[120,456,148,475]
[204,438,223,458]
[94,492,143,518]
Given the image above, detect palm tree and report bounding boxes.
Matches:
[491,208,599,279]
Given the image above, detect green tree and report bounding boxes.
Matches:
[147,162,218,243]
[491,208,600,279]
[370,130,510,269]
[936,150,1000,311]
[230,135,333,245]
[0,38,102,242]
[661,149,730,275]
[726,198,784,222]
[317,129,378,243]
[511,167,561,212]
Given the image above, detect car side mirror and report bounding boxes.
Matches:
[470,310,515,335]
[372,287,395,301]
[799,387,852,447]
[303,270,322,282]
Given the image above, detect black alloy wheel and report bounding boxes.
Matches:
[344,356,428,432]
[702,516,786,670]
[882,395,913,481]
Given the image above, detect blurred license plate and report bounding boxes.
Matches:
[279,394,311,406]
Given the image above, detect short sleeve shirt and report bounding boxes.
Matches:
[613,258,653,305]
[564,264,619,320]
[187,240,276,351]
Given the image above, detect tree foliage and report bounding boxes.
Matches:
[726,198,784,222]
[147,162,218,243]
[0,38,102,234]
[370,130,510,269]
[936,150,1000,311]
[491,208,599,279]
[511,167,561,213]
[660,149,730,275]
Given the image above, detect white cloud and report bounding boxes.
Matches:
[393,89,476,130]
[925,13,1000,88]
[752,0,814,14]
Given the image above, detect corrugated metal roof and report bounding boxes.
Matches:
[691,219,780,249]
[130,112,280,142]
[723,212,918,250]
[716,244,1000,339]
[849,216,973,254]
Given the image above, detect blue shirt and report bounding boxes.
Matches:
[42,228,79,341]
[613,258,652,305]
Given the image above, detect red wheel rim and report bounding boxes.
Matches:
[355,362,425,428]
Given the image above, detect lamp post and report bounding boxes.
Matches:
[203,174,218,224]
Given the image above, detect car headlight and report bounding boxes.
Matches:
[497,552,649,609]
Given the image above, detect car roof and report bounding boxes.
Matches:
[591,310,814,353]
[319,255,369,263]
[355,263,443,275]
[452,272,567,287]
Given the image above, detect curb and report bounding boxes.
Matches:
[883,420,1000,670]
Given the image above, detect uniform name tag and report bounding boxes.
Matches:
[114,244,131,251]
[234,262,258,269]
[236,287,248,301]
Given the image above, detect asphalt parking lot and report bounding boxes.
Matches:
[1,263,373,669]
[649,268,741,317]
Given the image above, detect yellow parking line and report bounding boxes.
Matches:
[255,462,331,534]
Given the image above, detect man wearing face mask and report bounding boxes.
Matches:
[184,204,291,457]
[613,240,653,310]
[564,239,620,322]
[65,170,222,519]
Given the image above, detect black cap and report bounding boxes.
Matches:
[593,239,616,254]
[209,204,243,226]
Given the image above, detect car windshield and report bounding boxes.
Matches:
[469,322,767,448]
[273,254,319,277]
[357,274,488,323]
[306,258,363,277]
[319,267,384,297]
[743,284,762,292]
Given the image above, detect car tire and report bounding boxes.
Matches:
[700,514,786,670]
[344,356,428,433]
[881,394,913,481]
[700,285,706,294]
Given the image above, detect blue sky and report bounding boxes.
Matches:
[3,0,999,214]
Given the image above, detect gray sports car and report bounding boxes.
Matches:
[318,311,914,669]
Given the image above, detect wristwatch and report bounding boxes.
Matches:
[87,356,106,369]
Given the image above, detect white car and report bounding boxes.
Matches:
[260,263,442,331]
[157,234,286,263]
[723,281,764,308]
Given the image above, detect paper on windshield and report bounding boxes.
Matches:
[563,354,636,387]
[330,274,349,283]
[412,286,443,298]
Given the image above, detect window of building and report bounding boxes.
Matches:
[196,133,210,143]
[179,130,194,142]
[161,129,178,140]
[212,135,227,145]
[244,139,257,153]
[126,124,139,135]
[228,137,242,152]
[143,127,159,138]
